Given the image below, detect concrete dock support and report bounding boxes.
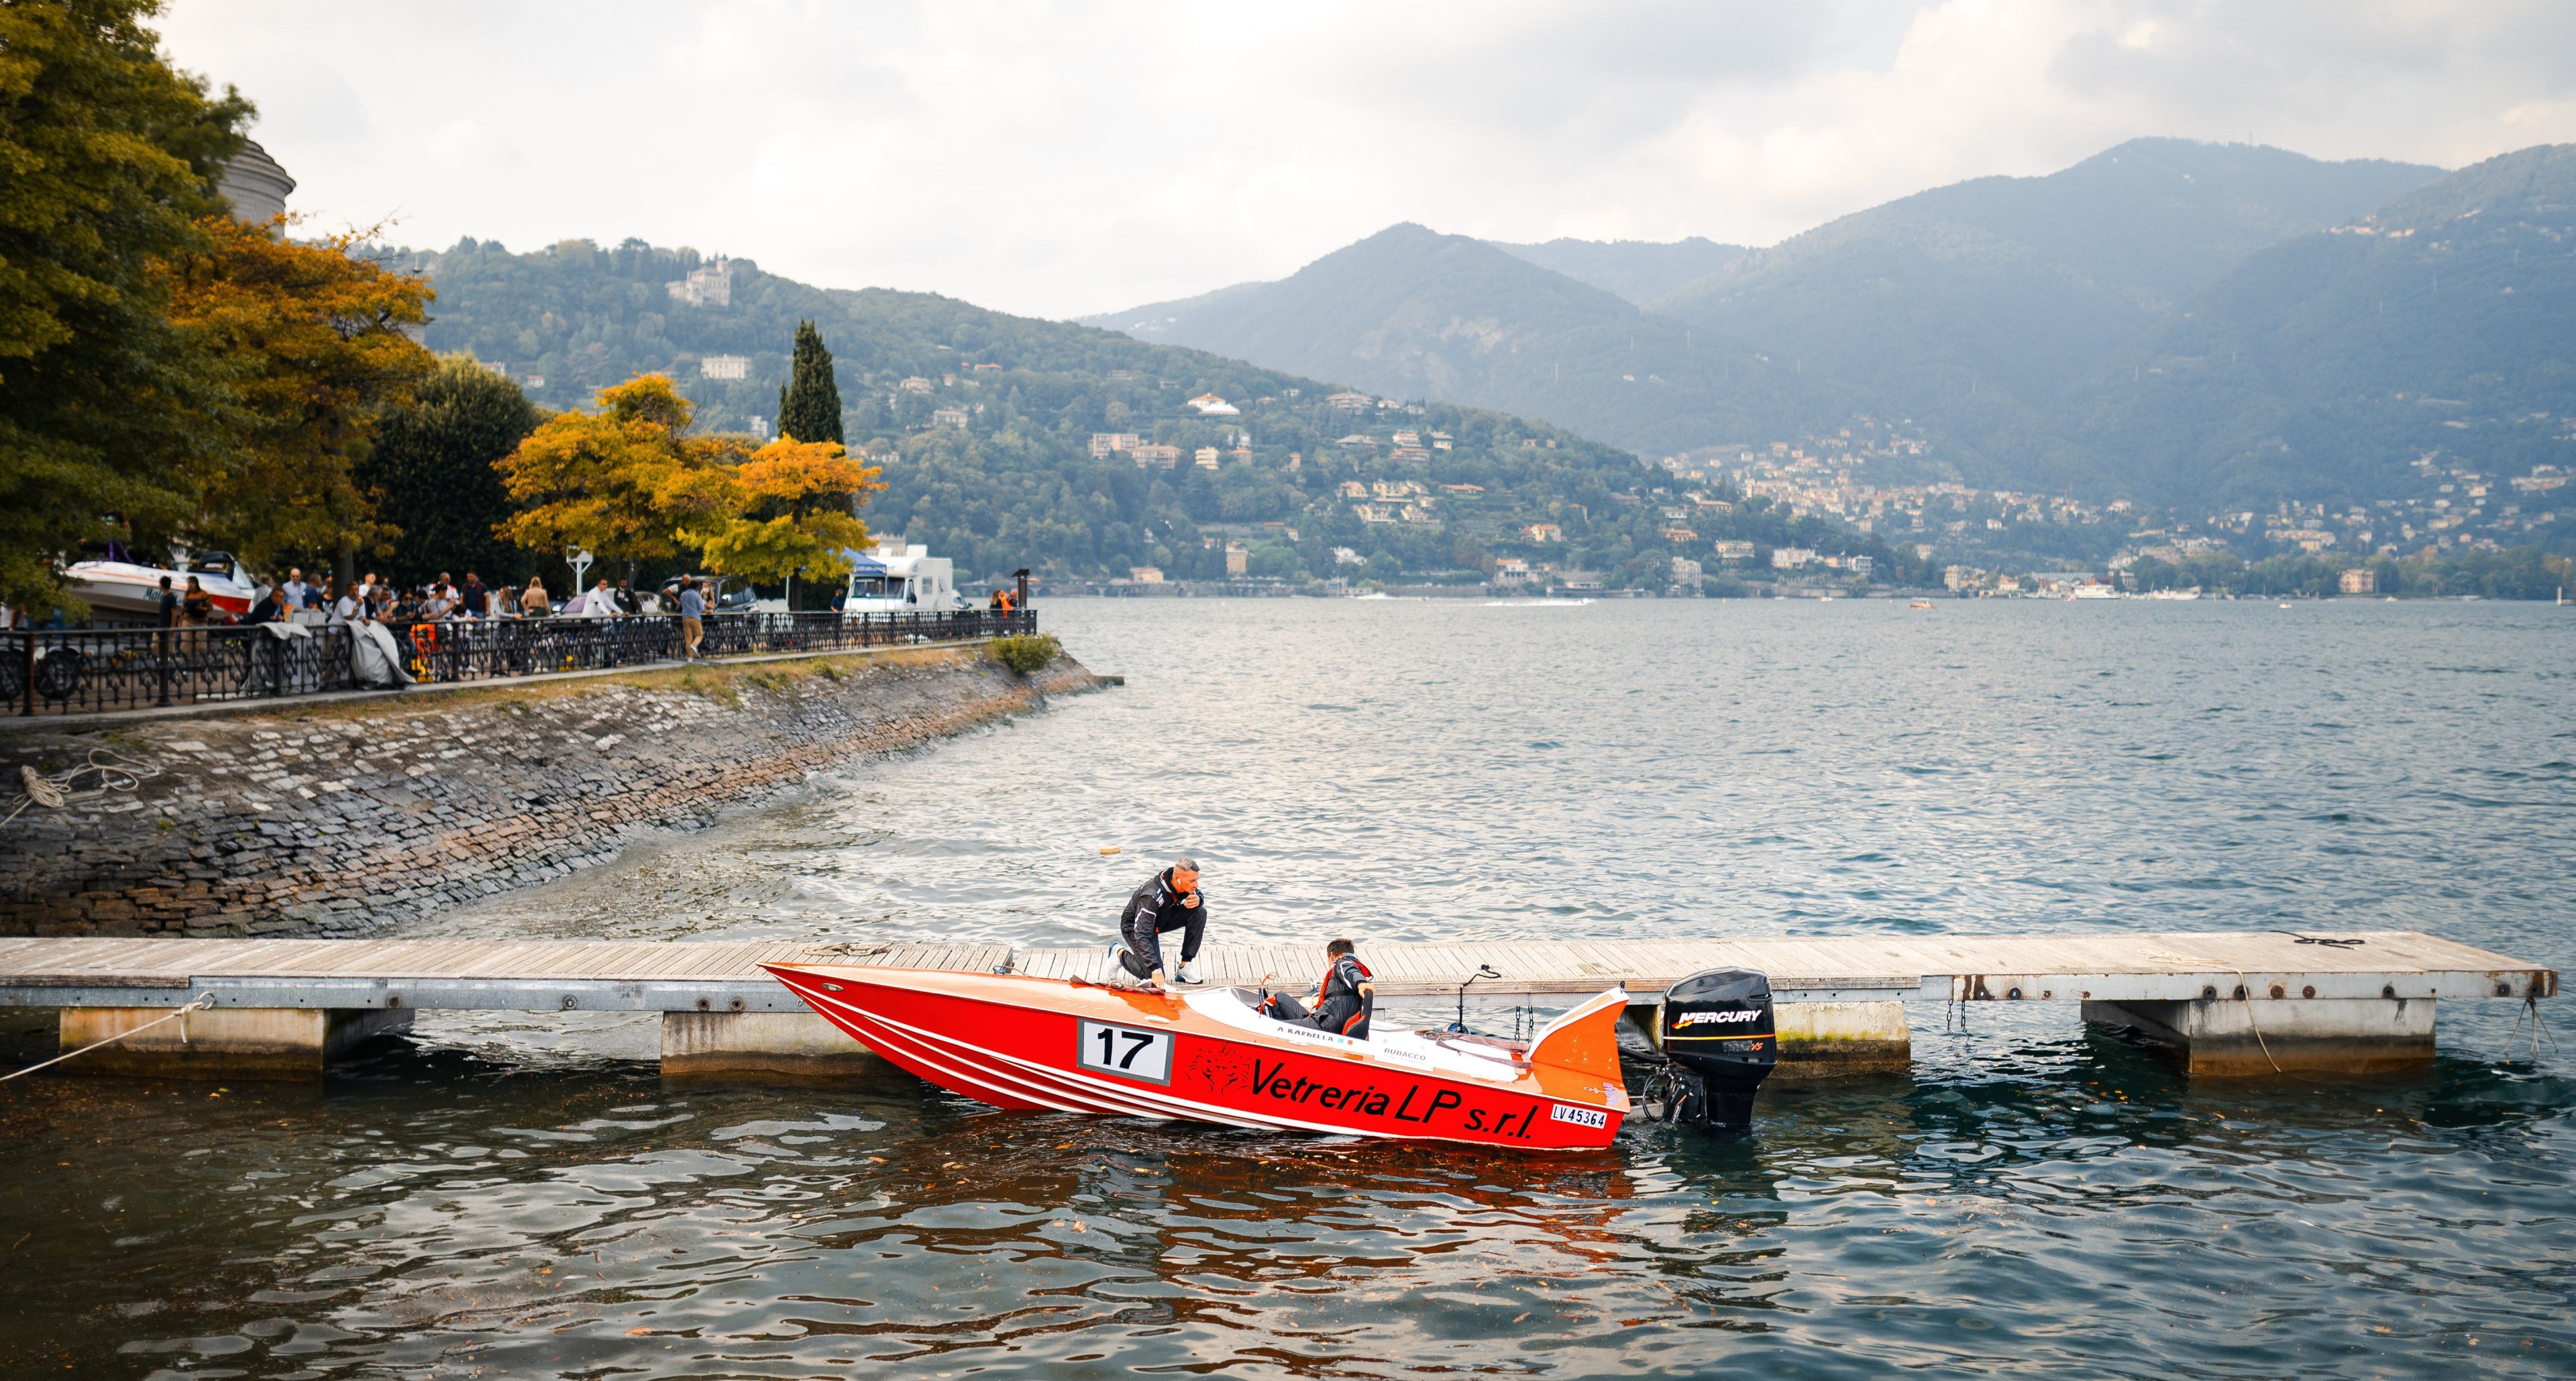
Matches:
[659,1011,887,1082]
[58,1006,412,1079]
[1773,1001,1913,1081]
[2083,997,2435,1076]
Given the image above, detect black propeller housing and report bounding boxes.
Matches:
[1652,968,1778,1132]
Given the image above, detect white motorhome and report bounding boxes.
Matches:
[839,542,970,613]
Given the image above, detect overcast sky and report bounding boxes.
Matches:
[158,0,2576,320]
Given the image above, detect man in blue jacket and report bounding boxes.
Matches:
[1115,858,1205,986]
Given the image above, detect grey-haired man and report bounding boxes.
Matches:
[1115,857,1206,986]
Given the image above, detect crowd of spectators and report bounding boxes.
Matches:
[156,566,724,637]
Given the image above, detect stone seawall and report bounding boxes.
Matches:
[0,647,1095,937]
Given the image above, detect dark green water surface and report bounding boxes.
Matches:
[3,599,2571,1377]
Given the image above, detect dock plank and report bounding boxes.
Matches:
[0,931,2550,1010]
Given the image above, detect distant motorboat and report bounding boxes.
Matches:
[60,546,254,623]
[1909,601,1935,609]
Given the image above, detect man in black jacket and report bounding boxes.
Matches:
[1258,939,1374,1039]
[1116,858,1205,986]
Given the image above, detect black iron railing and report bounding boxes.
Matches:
[5,609,1038,716]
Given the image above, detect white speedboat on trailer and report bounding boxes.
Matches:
[838,542,971,614]
[60,546,256,624]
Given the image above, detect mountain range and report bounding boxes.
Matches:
[1489,236,1747,305]
[1085,138,2575,529]
[388,238,1855,590]
[1091,225,1819,459]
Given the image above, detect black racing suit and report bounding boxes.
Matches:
[1263,953,1373,1039]
[1118,869,1205,978]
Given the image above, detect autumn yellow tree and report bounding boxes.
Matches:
[160,214,435,572]
[493,374,734,573]
[689,438,884,591]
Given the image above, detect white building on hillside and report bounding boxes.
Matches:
[667,256,733,307]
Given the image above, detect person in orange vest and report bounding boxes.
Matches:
[1256,939,1375,1039]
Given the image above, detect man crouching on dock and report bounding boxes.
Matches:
[1116,857,1206,986]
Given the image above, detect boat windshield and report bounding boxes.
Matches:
[848,575,898,599]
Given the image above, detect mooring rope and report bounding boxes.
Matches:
[2504,995,2561,1062]
[2147,948,2300,1078]
[0,999,209,1082]
[1,749,162,830]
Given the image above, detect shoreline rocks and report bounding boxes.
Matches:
[0,647,1096,938]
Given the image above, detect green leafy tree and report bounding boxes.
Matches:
[0,0,250,615]
[362,354,542,584]
[778,319,843,445]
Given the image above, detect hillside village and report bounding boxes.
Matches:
[390,232,2573,603]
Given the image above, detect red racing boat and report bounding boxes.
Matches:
[762,963,1635,1150]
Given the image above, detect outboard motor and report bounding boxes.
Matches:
[1642,968,1776,1133]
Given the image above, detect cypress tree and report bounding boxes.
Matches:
[778,319,845,445]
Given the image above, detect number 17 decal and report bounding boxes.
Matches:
[1076,1021,1174,1084]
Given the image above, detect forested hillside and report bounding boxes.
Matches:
[392,238,1892,589]
[1081,223,1836,456]
[2068,144,2576,517]
[1651,140,2438,421]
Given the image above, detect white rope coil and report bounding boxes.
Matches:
[2,748,161,829]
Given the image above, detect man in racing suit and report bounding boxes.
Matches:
[1258,939,1374,1039]
[1116,858,1206,986]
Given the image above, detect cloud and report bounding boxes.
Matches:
[155,0,2576,319]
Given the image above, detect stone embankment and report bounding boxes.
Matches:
[0,647,1095,937]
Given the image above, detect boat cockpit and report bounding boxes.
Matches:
[1183,986,1538,1084]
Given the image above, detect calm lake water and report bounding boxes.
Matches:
[5,598,2573,1378]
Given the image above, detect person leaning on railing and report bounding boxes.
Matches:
[246,582,286,625]
[521,577,551,617]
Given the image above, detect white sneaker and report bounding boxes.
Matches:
[1176,962,1203,985]
[1110,943,1146,984]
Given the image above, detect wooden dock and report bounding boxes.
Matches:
[0,929,2549,1010]
[0,931,2549,1081]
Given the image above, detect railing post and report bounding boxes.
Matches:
[19,630,32,717]
[156,628,172,707]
